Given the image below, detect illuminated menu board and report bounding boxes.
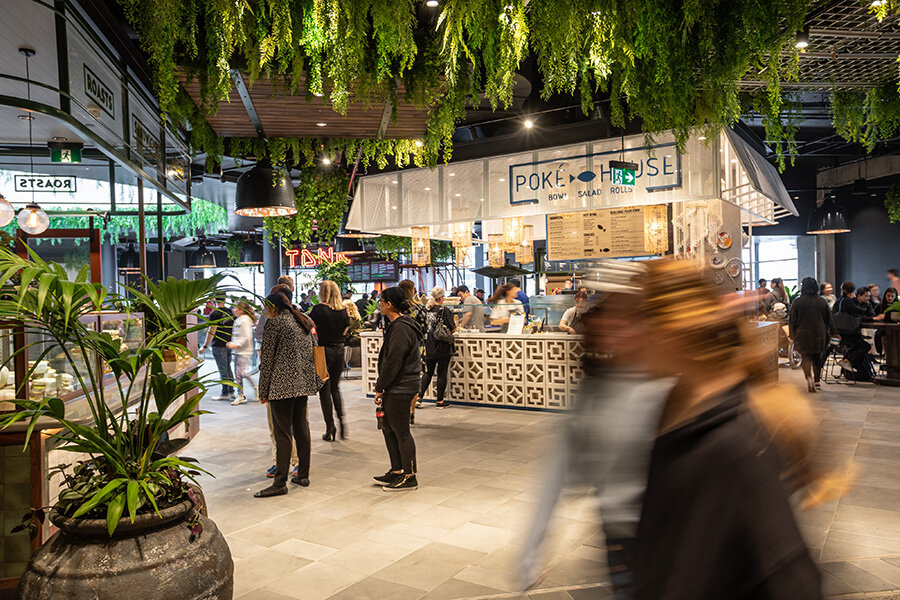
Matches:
[348,261,399,282]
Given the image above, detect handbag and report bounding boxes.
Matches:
[431,308,454,344]
[833,298,861,336]
[313,346,330,381]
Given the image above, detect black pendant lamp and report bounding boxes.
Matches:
[233,160,297,217]
[239,241,264,265]
[118,242,140,272]
[807,199,850,234]
[189,241,217,268]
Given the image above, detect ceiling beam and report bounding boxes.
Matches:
[230,70,265,138]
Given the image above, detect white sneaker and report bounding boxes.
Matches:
[231,396,247,406]
[838,359,857,373]
[415,400,422,408]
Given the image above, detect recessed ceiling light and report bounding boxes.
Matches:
[698,135,707,141]
[449,173,455,176]
[51,136,67,142]
[424,187,431,191]
[793,196,799,200]
[392,180,398,184]
[414,140,423,148]
[454,193,461,197]
[392,205,398,210]
[316,122,327,127]
[479,198,484,202]
[18,114,34,121]
[795,26,809,49]
[313,92,324,97]
[322,157,331,165]
[730,158,737,163]
[426,0,439,6]
[499,178,505,182]
[523,119,534,129]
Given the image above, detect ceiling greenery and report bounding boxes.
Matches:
[119,0,900,171]
[263,166,350,247]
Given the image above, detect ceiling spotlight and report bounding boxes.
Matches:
[51,136,68,142]
[392,180,398,184]
[424,187,431,191]
[795,26,809,49]
[426,0,439,6]
[524,119,534,129]
[414,140,424,148]
[18,114,34,121]
[322,157,332,165]
[698,135,707,141]
[316,122,327,127]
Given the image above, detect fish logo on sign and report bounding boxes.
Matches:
[569,171,597,184]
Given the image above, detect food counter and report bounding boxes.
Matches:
[361,331,584,411]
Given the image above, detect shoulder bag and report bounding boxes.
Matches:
[832,298,861,337]
[313,345,330,381]
[431,308,455,344]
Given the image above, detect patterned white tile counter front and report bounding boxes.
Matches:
[361,331,584,411]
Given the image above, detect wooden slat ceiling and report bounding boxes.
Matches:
[181,76,430,139]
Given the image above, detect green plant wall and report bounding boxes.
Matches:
[263,167,350,247]
[118,0,833,170]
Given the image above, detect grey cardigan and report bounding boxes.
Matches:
[258,311,322,401]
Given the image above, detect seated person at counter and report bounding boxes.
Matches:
[489,283,524,330]
[558,292,588,334]
[875,287,898,355]
[457,285,485,331]
[834,285,881,379]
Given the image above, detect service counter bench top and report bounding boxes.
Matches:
[361,331,584,411]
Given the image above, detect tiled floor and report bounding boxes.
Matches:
[187,364,900,600]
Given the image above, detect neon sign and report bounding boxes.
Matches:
[284,246,351,269]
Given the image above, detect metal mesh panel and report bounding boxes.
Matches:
[444,161,485,223]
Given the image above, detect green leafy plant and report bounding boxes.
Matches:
[312,255,352,293]
[886,184,900,224]
[364,299,379,318]
[225,235,245,267]
[832,85,900,153]
[0,248,245,536]
[264,168,350,247]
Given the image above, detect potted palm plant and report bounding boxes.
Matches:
[0,248,235,599]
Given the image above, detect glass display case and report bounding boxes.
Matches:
[99,312,145,373]
[0,324,17,412]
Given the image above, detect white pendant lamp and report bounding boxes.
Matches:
[0,194,15,227]
[18,203,49,235]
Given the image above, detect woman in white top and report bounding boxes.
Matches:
[489,283,524,331]
[227,300,258,405]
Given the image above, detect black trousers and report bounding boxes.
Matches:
[419,355,451,403]
[875,329,885,355]
[269,396,311,487]
[318,345,345,429]
[800,352,825,383]
[381,391,417,474]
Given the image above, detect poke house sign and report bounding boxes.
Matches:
[15,175,77,192]
[509,142,682,205]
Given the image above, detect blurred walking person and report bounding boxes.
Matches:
[310,280,350,441]
[372,287,422,491]
[227,300,258,404]
[200,295,235,401]
[790,277,836,393]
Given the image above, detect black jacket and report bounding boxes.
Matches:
[375,314,423,394]
[789,295,836,355]
[833,295,874,319]
[423,305,456,359]
[634,386,822,600]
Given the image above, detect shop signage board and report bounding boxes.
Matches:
[132,116,161,168]
[546,205,669,261]
[509,143,681,206]
[284,246,352,269]
[83,65,116,119]
[14,175,77,193]
[348,261,400,282]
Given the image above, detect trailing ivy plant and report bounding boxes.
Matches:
[263,167,350,247]
[0,199,227,245]
[225,235,245,266]
[832,85,900,153]
[118,0,816,170]
[885,184,900,224]
[373,235,452,264]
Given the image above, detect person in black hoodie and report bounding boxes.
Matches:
[373,286,422,491]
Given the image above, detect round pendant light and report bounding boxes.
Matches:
[0,194,15,227]
[18,202,49,234]
[118,242,141,272]
[807,200,850,234]
[233,160,297,217]
[239,241,264,265]
[189,241,217,268]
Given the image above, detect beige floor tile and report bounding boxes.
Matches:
[264,562,364,600]
[372,542,487,591]
[323,576,424,600]
[416,577,505,600]
[270,537,340,561]
[439,522,516,553]
[453,564,520,593]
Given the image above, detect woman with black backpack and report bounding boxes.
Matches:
[419,287,457,409]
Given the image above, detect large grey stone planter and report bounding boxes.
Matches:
[16,500,233,600]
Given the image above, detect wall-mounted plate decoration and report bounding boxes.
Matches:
[726,258,743,278]
[717,231,733,250]
[708,255,727,269]
[713,272,726,285]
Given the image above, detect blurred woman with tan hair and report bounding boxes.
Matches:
[631,259,846,600]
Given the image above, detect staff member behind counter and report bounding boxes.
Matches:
[558,292,589,334]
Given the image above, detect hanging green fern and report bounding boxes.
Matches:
[263,167,350,246]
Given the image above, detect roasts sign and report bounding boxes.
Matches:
[15,175,77,193]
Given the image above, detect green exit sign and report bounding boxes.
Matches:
[609,160,637,186]
[50,147,82,163]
